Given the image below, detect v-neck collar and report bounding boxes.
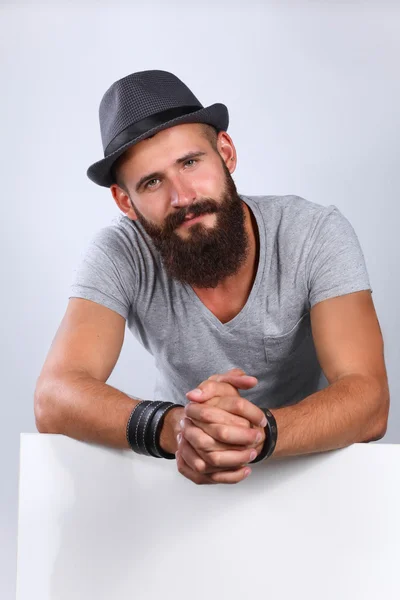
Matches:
[181,194,266,333]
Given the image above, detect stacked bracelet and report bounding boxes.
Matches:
[250,408,278,464]
[126,401,182,459]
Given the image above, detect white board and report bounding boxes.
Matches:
[16,434,400,599]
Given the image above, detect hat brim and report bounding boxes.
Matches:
[86,103,229,188]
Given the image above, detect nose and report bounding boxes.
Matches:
[170,176,196,209]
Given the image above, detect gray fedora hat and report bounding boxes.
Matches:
[87,69,229,187]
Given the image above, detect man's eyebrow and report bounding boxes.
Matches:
[135,151,207,192]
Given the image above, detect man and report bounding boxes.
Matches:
[34,69,390,486]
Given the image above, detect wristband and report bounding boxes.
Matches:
[136,401,164,455]
[126,401,152,455]
[126,401,182,459]
[151,403,182,459]
[250,408,278,464]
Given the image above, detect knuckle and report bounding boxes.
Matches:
[218,425,230,442]
[208,382,218,395]
[194,458,206,473]
[233,397,244,412]
[207,373,220,381]
[199,407,211,421]
[208,452,221,467]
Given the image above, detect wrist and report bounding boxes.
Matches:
[159,405,185,455]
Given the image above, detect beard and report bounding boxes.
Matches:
[130,160,249,288]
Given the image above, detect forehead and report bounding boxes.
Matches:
[123,122,209,165]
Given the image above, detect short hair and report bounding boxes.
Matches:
[199,123,219,152]
[111,123,220,191]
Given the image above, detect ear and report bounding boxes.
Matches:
[110,184,138,221]
[217,131,236,173]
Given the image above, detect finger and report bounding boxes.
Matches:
[186,394,267,428]
[182,421,249,452]
[186,377,257,404]
[208,466,252,484]
[213,373,259,390]
[178,436,231,474]
[207,369,258,388]
[180,417,220,452]
[180,428,257,469]
[186,416,264,449]
[208,368,247,380]
[186,381,238,404]
[184,403,251,429]
[176,450,249,485]
[175,450,216,485]
[180,417,248,454]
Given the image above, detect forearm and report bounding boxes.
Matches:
[270,374,389,459]
[34,372,184,453]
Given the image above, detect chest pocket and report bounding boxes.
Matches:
[264,311,313,368]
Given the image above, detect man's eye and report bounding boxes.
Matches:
[144,160,196,189]
[145,179,159,189]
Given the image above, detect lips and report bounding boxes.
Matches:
[181,214,205,227]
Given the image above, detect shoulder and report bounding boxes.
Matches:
[88,215,138,252]
[243,193,334,219]
[82,214,154,270]
[242,193,340,237]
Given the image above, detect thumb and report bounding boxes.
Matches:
[212,373,258,390]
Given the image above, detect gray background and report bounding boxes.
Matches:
[1,1,399,598]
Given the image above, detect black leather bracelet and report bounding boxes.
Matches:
[126,401,152,454]
[146,403,173,458]
[250,408,278,464]
[152,403,182,459]
[126,401,144,451]
[126,400,182,459]
[136,401,165,456]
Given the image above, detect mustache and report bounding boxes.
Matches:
[163,199,219,233]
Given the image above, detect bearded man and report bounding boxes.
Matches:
[34,70,389,485]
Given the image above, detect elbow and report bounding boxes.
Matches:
[34,377,59,433]
[373,409,389,441]
[362,383,390,443]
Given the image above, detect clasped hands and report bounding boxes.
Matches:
[175,369,267,485]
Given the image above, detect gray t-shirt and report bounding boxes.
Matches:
[69,194,372,409]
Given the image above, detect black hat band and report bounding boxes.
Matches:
[104,105,202,156]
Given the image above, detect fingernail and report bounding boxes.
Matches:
[188,388,203,397]
[177,433,182,444]
[250,450,257,461]
[256,432,263,443]
[244,468,252,478]
[179,419,185,429]
[260,416,267,428]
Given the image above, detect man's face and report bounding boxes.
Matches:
[113,123,249,288]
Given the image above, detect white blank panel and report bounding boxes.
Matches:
[16,434,400,599]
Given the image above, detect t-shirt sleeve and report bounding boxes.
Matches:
[305,205,372,309]
[69,225,137,320]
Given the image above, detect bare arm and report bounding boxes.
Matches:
[269,290,390,458]
[34,298,183,453]
[182,290,390,484]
